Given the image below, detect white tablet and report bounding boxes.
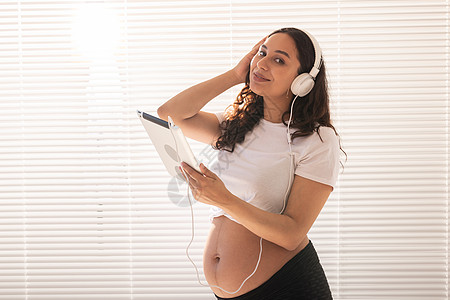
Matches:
[137,110,201,177]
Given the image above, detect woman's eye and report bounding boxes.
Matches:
[274,58,284,64]
[258,50,266,56]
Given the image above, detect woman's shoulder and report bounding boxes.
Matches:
[295,126,340,152]
[317,126,339,142]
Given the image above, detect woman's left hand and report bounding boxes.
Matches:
[179,162,231,207]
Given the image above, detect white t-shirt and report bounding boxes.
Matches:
[209,112,340,221]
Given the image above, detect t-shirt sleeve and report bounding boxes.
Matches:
[294,127,341,189]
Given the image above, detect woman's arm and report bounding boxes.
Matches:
[222,175,332,251]
[157,70,241,122]
[181,162,332,251]
[156,71,239,145]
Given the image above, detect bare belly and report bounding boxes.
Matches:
[203,216,310,298]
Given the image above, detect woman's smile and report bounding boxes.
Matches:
[252,71,270,82]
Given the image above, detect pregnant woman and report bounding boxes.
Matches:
[158,27,341,300]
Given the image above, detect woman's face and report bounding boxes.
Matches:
[249,33,301,100]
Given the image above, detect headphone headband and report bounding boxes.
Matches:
[290,29,323,97]
[302,30,322,79]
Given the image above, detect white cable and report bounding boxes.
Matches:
[168,117,263,295]
[280,95,299,214]
[167,95,297,294]
[185,191,263,295]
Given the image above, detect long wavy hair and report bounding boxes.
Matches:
[215,27,340,153]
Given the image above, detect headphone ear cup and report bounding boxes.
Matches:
[291,73,315,97]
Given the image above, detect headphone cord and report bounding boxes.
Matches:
[281,94,299,214]
[168,95,298,295]
[168,119,263,295]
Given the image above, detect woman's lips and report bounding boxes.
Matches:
[252,72,270,82]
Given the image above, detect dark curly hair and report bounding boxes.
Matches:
[215,27,340,152]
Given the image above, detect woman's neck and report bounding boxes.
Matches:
[263,96,291,123]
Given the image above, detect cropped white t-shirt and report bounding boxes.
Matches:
[209,112,340,221]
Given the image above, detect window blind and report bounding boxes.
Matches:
[0,0,447,299]
[336,1,448,299]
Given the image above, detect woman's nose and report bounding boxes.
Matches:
[257,56,269,70]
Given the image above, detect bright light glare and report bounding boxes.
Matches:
[72,3,121,59]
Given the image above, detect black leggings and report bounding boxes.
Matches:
[215,240,333,300]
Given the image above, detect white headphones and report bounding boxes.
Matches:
[290,30,323,97]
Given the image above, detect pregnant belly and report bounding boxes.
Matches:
[203,216,309,298]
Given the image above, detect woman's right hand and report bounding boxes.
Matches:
[231,36,267,83]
